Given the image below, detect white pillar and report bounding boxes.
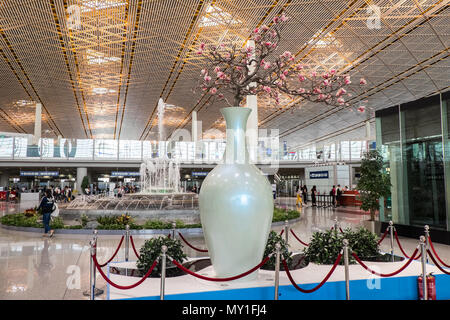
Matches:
[192,111,198,142]
[246,40,258,163]
[76,167,87,194]
[33,102,42,145]
[365,121,371,139]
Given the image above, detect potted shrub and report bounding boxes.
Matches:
[303,227,385,265]
[136,236,187,277]
[357,149,391,233]
[81,176,90,194]
[261,230,293,270]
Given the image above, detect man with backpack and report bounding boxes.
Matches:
[38,190,55,237]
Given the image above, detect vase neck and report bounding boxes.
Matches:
[221,107,251,165]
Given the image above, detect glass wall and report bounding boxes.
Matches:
[376,92,450,230]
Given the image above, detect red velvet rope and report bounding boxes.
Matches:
[427,249,450,275]
[178,232,208,252]
[93,255,158,290]
[428,237,450,268]
[394,230,421,260]
[290,229,309,246]
[279,229,284,236]
[377,228,389,245]
[129,235,141,259]
[97,236,125,267]
[168,234,171,239]
[351,248,419,277]
[171,256,270,282]
[339,227,344,233]
[282,253,342,293]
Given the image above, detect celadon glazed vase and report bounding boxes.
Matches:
[199,107,273,280]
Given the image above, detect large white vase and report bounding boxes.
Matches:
[199,107,273,280]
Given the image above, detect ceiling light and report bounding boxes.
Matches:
[199,4,241,27]
[92,88,116,94]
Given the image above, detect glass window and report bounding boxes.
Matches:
[340,141,350,161]
[69,139,94,159]
[95,139,118,159]
[119,140,142,160]
[0,136,13,158]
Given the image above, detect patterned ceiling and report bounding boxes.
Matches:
[0,0,448,147]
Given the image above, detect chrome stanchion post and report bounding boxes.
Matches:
[89,239,96,300]
[419,236,428,300]
[343,239,350,300]
[284,220,289,244]
[93,230,98,289]
[274,243,281,300]
[334,218,338,234]
[160,245,167,300]
[389,221,394,262]
[424,225,430,263]
[172,221,176,239]
[125,224,130,262]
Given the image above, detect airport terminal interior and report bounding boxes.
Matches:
[0,0,449,302]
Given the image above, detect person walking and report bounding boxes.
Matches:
[296,187,302,207]
[336,184,342,207]
[330,185,336,207]
[311,185,317,207]
[302,185,308,205]
[37,190,55,238]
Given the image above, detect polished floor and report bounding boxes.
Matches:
[0,198,449,300]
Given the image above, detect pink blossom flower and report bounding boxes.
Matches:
[264,62,271,70]
[344,76,351,85]
[270,30,277,38]
[273,16,279,24]
[220,43,225,47]
[282,51,292,58]
[217,71,226,79]
[253,28,259,33]
[236,66,242,71]
[313,87,322,94]
[296,64,303,70]
[336,88,346,96]
[265,41,272,47]
[204,75,211,82]
[199,42,205,50]
[323,80,329,86]
[201,69,207,75]
[360,78,367,85]
[196,50,203,55]
[214,66,221,73]
[337,97,345,104]
[298,88,305,93]
[280,14,288,22]
[298,75,305,82]
[311,71,317,77]
[246,47,253,53]
[280,74,286,80]
[210,87,217,94]
[263,86,271,93]
[218,93,224,98]
[322,73,330,79]
[318,94,326,100]
[357,106,366,113]
[261,25,269,31]
[283,70,289,76]
[330,69,336,74]
[254,35,261,41]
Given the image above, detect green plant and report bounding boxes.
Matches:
[357,149,391,221]
[50,217,65,229]
[272,207,300,222]
[80,214,89,228]
[1,213,42,228]
[81,176,90,193]
[262,230,292,270]
[304,227,382,265]
[136,236,187,277]
[116,213,132,225]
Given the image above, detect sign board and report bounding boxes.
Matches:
[309,171,329,179]
[20,171,59,177]
[192,172,209,177]
[111,172,140,177]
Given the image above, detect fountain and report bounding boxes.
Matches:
[60,99,199,223]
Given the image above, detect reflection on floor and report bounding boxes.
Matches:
[0,198,449,300]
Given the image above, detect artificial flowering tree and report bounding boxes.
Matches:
[196,13,367,110]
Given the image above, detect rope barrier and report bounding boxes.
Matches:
[377,228,389,245]
[282,253,342,293]
[351,248,419,277]
[93,255,158,290]
[170,256,271,282]
[427,249,450,275]
[339,227,344,233]
[394,229,421,260]
[177,232,208,252]
[290,229,309,246]
[129,235,141,260]
[97,236,125,267]
[279,229,284,236]
[428,237,450,268]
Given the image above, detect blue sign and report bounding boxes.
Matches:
[309,171,329,179]
[192,172,209,177]
[20,171,59,177]
[111,172,140,177]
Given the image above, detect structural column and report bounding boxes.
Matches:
[76,167,87,194]
[33,102,42,145]
[246,40,258,163]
